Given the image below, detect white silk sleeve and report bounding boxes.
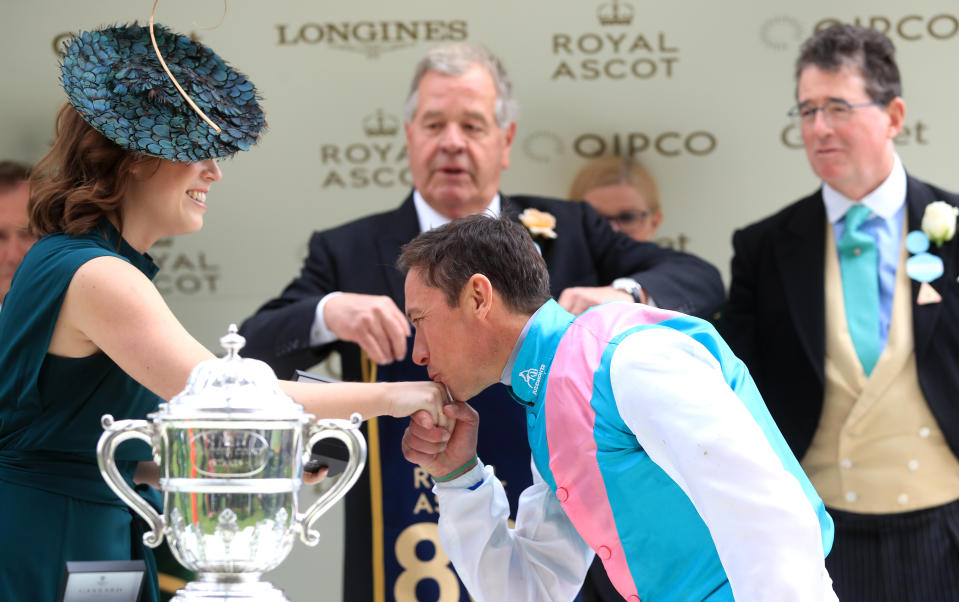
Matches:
[609,329,835,602]
[434,458,594,602]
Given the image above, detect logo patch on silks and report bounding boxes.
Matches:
[905,230,944,305]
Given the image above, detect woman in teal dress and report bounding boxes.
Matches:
[0,23,446,602]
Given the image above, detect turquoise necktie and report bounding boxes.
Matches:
[837,204,880,376]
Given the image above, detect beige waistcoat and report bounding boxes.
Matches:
[800,222,959,513]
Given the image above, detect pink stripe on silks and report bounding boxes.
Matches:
[543,303,671,599]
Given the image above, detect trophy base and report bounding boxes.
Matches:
[171,576,290,601]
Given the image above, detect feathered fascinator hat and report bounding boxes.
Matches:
[60,22,266,162]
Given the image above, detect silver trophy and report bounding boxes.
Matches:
[97,324,366,601]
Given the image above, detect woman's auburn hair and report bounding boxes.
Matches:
[29,103,159,237]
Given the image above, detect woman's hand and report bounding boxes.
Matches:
[402,401,478,479]
[302,466,329,486]
[384,381,450,428]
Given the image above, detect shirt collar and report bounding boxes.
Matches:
[822,153,906,224]
[412,190,501,233]
[500,304,545,387]
[507,300,575,406]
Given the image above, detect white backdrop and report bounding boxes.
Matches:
[3,1,959,599]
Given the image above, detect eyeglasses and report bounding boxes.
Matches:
[603,209,654,230]
[787,99,884,126]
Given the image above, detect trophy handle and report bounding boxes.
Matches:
[96,414,165,548]
[296,413,368,546]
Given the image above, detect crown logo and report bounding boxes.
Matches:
[597,0,634,26]
[362,109,399,137]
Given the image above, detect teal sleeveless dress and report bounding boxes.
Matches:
[0,219,162,602]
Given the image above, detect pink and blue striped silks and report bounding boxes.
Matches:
[509,299,834,601]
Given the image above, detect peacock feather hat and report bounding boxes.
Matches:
[60,23,266,162]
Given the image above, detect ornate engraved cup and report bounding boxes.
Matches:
[96,325,366,601]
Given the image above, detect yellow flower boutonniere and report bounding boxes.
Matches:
[518,208,557,239]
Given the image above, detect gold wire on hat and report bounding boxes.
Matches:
[148,0,222,134]
[193,0,228,31]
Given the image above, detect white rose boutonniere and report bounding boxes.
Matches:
[518,208,557,239]
[921,201,958,247]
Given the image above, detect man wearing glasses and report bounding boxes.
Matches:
[721,23,959,602]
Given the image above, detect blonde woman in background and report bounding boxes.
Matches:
[568,155,663,242]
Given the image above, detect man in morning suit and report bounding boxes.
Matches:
[720,24,959,602]
[240,43,723,602]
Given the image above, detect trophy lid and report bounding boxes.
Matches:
[156,324,309,421]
